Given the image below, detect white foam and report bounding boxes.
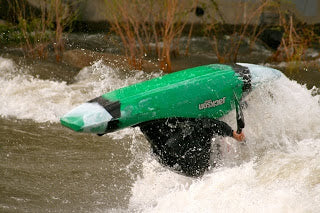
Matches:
[131,148,320,213]
[130,141,320,213]
[0,58,160,123]
[1,56,320,212]
[128,74,320,213]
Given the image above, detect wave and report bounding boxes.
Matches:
[0,57,160,123]
[127,72,320,213]
[1,56,320,212]
[130,138,320,212]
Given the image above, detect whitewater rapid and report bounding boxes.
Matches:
[0,57,160,122]
[0,56,319,212]
[128,66,320,212]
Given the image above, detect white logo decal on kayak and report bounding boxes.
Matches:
[199,97,226,110]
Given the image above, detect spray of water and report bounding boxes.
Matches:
[128,71,320,213]
[1,56,319,212]
[0,57,160,124]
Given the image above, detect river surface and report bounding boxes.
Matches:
[0,35,320,212]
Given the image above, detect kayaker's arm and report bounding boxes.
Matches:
[207,119,233,137]
[208,119,245,142]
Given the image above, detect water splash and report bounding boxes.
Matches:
[0,57,160,123]
[128,73,320,213]
[1,56,320,212]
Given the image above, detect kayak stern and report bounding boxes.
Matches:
[60,102,113,134]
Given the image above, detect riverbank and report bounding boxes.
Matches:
[1,32,319,91]
[2,0,320,73]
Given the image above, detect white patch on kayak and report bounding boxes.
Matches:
[64,102,113,133]
[237,63,283,87]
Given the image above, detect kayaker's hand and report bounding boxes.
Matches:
[233,130,245,142]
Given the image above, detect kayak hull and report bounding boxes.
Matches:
[60,63,281,134]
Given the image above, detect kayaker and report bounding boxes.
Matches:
[139,118,245,177]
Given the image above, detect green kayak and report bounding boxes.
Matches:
[60,63,282,134]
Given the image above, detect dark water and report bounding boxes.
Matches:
[0,119,138,211]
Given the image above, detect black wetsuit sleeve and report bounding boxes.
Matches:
[203,118,233,137]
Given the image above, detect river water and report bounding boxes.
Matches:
[0,35,320,212]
